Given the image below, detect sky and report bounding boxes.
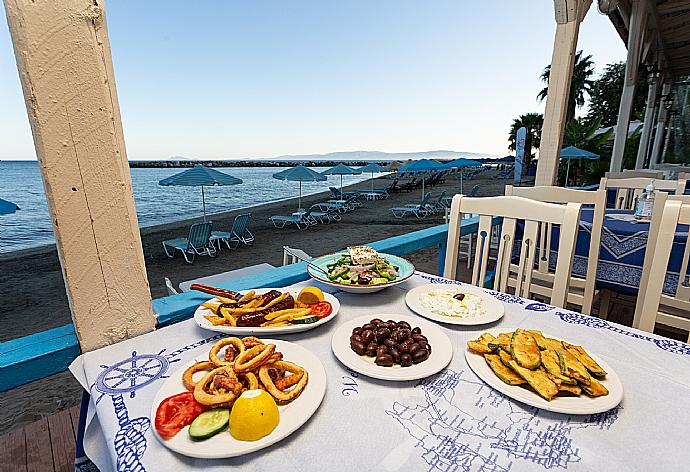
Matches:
[0,1,627,161]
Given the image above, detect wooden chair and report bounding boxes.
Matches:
[605,170,663,179]
[601,177,687,209]
[443,195,582,308]
[504,185,605,315]
[633,193,690,341]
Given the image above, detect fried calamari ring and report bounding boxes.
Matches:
[266,352,283,364]
[234,343,276,372]
[209,337,245,367]
[259,360,308,403]
[237,371,260,391]
[274,370,305,391]
[194,366,242,406]
[182,361,215,391]
[241,336,264,349]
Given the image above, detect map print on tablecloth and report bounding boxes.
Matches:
[386,370,619,471]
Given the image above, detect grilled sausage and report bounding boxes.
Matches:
[235,294,296,327]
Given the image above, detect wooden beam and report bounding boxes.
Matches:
[4,0,155,351]
[650,81,672,167]
[635,72,659,168]
[536,0,591,185]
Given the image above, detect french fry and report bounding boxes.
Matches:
[264,308,311,321]
[217,296,238,304]
[261,292,288,309]
[261,321,290,327]
[202,301,221,310]
[204,315,228,326]
[238,290,256,303]
[221,310,237,326]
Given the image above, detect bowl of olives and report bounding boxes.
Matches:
[331,314,453,381]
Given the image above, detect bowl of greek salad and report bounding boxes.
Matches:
[307,246,415,293]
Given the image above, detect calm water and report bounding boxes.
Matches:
[0,161,374,254]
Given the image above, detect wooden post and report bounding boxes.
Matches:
[650,82,672,166]
[4,0,155,351]
[609,0,649,173]
[635,71,659,169]
[535,0,592,186]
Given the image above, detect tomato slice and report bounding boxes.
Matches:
[310,301,332,319]
[155,391,208,440]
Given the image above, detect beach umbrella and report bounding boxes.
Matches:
[321,163,361,198]
[357,162,388,194]
[397,159,445,201]
[443,158,482,194]
[273,164,327,211]
[158,165,243,220]
[560,146,599,186]
[0,198,20,216]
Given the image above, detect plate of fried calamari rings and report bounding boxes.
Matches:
[151,336,326,459]
[465,328,623,415]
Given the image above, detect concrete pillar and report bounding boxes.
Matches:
[650,82,672,167]
[535,0,592,186]
[4,0,155,351]
[609,0,648,172]
[635,72,659,169]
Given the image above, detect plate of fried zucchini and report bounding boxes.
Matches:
[465,328,623,414]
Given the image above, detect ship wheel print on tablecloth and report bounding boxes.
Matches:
[94,349,179,401]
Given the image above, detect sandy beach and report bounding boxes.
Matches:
[0,169,516,432]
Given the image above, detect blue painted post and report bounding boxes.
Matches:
[437,241,447,276]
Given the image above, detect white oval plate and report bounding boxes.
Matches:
[151,339,327,459]
[194,288,340,335]
[331,314,453,381]
[465,329,623,415]
[405,283,504,326]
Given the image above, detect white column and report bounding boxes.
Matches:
[610,0,649,172]
[650,82,672,167]
[535,0,592,186]
[635,72,659,169]
[5,0,155,351]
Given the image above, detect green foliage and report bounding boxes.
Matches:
[537,51,595,122]
[585,62,648,127]
[560,117,613,186]
[507,113,543,169]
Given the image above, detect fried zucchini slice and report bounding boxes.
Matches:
[562,342,607,377]
[580,377,608,397]
[507,360,559,401]
[498,349,513,367]
[527,330,564,351]
[467,333,497,354]
[484,354,525,386]
[510,329,541,369]
[540,350,577,385]
[558,383,582,396]
[556,349,591,385]
[487,332,512,351]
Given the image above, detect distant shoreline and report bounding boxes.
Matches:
[127,160,395,168]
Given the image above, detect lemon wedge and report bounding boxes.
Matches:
[229,390,279,441]
[297,286,325,305]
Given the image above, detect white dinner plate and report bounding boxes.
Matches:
[331,314,453,381]
[465,328,623,415]
[194,288,340,335]
[405,283,504,326]
[151,339,327,459]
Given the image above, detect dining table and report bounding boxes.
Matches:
[69,271,690,471]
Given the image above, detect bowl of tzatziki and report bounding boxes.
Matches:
[405,283,504,325]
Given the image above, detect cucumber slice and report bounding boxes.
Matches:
[293,315,319,324]
[188,409,229,440]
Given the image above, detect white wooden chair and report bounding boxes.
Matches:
[504,185,605,315]
[443,195,582,308]
[605,170,664,179]
[633,193,690,342]
[601,177,687,210]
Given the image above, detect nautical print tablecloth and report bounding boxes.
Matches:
[69,272,690,471]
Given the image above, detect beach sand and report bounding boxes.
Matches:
[0,169,516,432]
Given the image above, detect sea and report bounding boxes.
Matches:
[0,161,375,254]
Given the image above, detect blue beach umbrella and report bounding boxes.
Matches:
[560,146,600,186]
[0,198,20,216]
[357,162,388,193]
[398,159,445,200]
[159,165,243,220]
[273,165,327,211]
[321,163,361,198]
[443,158,482,194]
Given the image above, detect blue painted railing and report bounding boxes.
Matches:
[0,218,479,391]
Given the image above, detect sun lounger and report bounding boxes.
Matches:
[391,192,432,218]
[270,207,315,230]
[162,221,215,263]
[428,190,447,213]
[211,213,255,249]
[309,204,341,224]
[329,186,356,200]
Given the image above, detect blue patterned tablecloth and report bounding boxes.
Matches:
[69,273,690,471]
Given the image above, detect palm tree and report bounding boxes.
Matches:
[537,51,595,123]
[508,113,543,168]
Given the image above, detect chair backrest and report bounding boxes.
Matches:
[435,191,447,204]
[444,195,582,308]
[601,177,687,209]
[231,213,252,236]
[420,192,431,206]
[468,185,479,197]
[188,222,213,249]
[605,170,663,179]
[504,185,606,314]
[329,187,340,197]
[164,277,179,295]
[282,246,312,265]
[634,193,690,339]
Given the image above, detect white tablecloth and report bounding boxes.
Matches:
[69,272,690,471]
